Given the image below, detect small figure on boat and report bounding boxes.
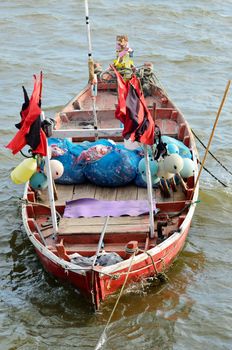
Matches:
[114,35,134,79]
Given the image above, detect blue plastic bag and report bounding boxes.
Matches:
[83,146,141,187]
[48,138,87,184]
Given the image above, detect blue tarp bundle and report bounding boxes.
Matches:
[48,137,192,187]
[48,138,87,184]
[48,138,142,187]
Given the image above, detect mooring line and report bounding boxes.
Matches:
[190,80,231,199]
[198,160,228,187]
[94,253,136,350]
[192,128,232,177]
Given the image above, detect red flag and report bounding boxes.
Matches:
[6,72,47,156]
[112,66,154,145]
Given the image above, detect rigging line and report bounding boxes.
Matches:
[191,129,232,177]
[190,80,231,199]
[198,160,228,188]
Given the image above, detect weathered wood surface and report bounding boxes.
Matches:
[40,181,185,207]
[59,215,150,235]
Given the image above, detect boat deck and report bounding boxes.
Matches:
[32,181,187,258]
[27,82,193,259]
[40,182,186,206]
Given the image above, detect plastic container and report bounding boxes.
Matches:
[11,158,37,184]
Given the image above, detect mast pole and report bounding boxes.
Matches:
[84,0,92,57]
[41,111,58,237]
[84,0,98,139]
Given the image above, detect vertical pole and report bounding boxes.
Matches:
[144,145,155,238]
[84,0,92,57]
[41,112,58,236]
[84,0,98,139]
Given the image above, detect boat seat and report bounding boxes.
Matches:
[155,118,178,137]
[58,216,150,235]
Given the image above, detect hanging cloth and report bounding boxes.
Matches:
[112,66,154,145]
[6,72,47,156]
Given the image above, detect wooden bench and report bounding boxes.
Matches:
[58,216,150,235]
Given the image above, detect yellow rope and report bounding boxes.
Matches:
[94,252,136,350]
[88,58,95,83]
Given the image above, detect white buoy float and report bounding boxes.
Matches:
[163,153,184,174]
[44,159,64,179]
[180,158,195,178]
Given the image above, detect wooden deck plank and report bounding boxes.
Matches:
[60,215,149,226]
[137,187,161,201]
[94,186,117,200]
[59,216,150,235]
[40,178,185,208]
[56,184,75,204]
[39,184,75,205]
[137,187,148,200]
[60,224,149,234]
[72,183,96,200]
[116,185,138,200]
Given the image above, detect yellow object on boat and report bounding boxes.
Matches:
[10,158,37,184]
[113,54,133,70]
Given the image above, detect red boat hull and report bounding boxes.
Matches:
[20,71,199,310]
[34,221,190,308]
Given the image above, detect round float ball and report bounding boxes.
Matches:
[157,159,174,180]
[159,171,174,180]
[29,172,48,190]
[44,159,64,179]
[138,158,146,176]
[180,158,195,178]
[138,158,159,177]
[167,143,179,155]
[152,175,160,185]
[157,159,173,180]
[141,174,147,184]
[157,159,165,178]
[163,153,183,174]
[149,158,159,175]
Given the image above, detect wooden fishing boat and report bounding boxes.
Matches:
[21,64,199,310]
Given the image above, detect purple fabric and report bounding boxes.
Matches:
[64,198,157,218]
